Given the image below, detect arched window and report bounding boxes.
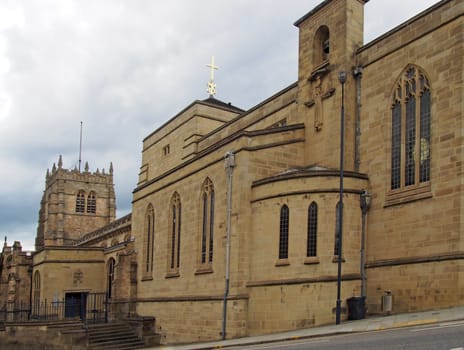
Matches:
[391,65,431,190]
[34,270,41,290]
[200,178,215,265]
[307,202,318,257]
[87,191,96,214]
[168,192,181,274]
[107,258,115,299]
[279,205,289,259]
[143,204,155,276]
[334,201,342,256]
[314,25,330,66]
[32,271,41,316]
[76,190,85,213]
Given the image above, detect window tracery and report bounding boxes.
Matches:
[390,65,431,192]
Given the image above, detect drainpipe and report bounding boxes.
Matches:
[28,264,33,320]
[222,151,235,340]
[353,66,363,173]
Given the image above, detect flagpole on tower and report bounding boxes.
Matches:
[79,121,83,172]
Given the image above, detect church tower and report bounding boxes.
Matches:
[35,155,116,250]
[294,0,368,171]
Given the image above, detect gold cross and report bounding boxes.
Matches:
[207,56,219,81]
[206,56,219,96]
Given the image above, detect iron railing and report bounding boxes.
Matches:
[0,293,109,324]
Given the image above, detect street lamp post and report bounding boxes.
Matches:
[222,151,235,340]
[336,71,346,325]
[360,190,371,299]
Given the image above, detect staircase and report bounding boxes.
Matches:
[87,322,146,350]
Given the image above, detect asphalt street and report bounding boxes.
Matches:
[227,320,464,350]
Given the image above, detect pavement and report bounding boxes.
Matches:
[149,306,464,350]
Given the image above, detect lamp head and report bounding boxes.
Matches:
[360,190,371,212]
[339,71,347,84]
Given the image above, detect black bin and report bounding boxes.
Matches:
[347,296,366,320]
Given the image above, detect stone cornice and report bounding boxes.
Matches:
[247,273,361,288]
[33,259,104,267]
[132,293,249,303]
[251,188,365,204]
[252,168,368,188]
[366,252,464,269]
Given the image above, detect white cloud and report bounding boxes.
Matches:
[0,0,442,251]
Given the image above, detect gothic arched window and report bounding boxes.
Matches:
[200,178,215,265]
[32,271,41,316]
[279,205,289,260]
[87,191,96,214]
[168,192,181,274]
[307,202,318,257]
[76,190,85,213]
[143,204,155,277]
[391,65,431,190]
[107,258,115,299]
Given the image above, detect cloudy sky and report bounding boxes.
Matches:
[0,0,440,250]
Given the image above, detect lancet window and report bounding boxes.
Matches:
[107,258,115,299]
[168,192,182,274]
[143,204,155,277]
[32,271,40,317]
[307,202,318,257]
[200,178,215,265]
[279,205,289,260]
[87,191,96,214]
[76,191,85,213]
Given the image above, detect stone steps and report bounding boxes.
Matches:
[87,322,146,350]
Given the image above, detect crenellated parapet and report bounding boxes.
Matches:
[45,155,114,190]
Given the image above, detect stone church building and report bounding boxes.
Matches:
[0,0,462,345]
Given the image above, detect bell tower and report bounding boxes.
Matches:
[35,155,116,250]
[295,0,368,171]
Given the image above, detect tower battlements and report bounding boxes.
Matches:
[45,155,114,189]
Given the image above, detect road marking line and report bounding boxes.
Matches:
[411,323,464,332]
[394,318,438,328]
[229,339,329,350]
